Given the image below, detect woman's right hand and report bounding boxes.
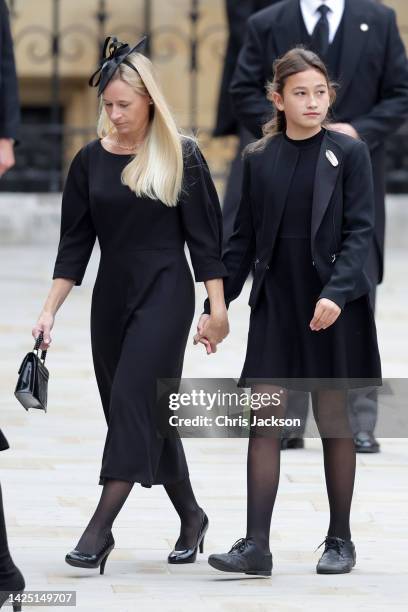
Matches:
[193,311,229,354]
[32,311,55,350]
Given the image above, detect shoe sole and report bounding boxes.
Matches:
[208,557,271,577]
[355,446,379,453]
[168,514,209,564]
[65,557,99,569]
[316,561,356,575]
[168,555,198,564]
[65,544,115,570]
[316,566,353,574]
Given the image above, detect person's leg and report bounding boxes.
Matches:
[348,245,380,446]
[281,390,309,447]
[207,385,285,576]
[0,482,25,595]
[312,389,357,573]
[312,390,355,540]
[245,385,287,553]
[74,479,133,554]
[164,477,204,549]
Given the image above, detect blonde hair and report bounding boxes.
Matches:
[247,47,337,155]
[97,52,187,207]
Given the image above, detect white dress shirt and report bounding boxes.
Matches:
[300,0,345,43]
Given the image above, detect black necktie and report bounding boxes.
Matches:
[311,4,331,57]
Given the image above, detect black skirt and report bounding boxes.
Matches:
[239,236,382,391]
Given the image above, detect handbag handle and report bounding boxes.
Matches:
[34,331,47,363]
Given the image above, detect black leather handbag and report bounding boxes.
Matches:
[14,332,49,412]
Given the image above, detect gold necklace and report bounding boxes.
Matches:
[114,135,143,151]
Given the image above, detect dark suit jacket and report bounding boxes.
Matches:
[205,129,374,314]
[213,0,280,136]
[0,0,20,139]
[230,0,408,282]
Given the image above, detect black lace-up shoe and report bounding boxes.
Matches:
[316,536,356,574]
[208,537,272,577]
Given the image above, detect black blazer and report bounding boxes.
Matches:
[0,0,20,139]
[213,0,279,137]
[205,129,374,314]
[230,0,408,282]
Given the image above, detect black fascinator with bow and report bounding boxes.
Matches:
[89,35,148,96]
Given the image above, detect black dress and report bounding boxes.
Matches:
[239,129,381,390]
[53,139,227,487]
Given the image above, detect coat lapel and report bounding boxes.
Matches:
[335,0,372,108]
[311,131,343,245]
[273,0,303,58]
[260,136,299,262]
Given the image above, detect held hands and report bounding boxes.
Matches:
[32,311,55,350]
[193,312,229,354]
[310,298,341,331]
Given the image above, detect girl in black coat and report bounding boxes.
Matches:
[32,38,229,574]
[197,47,381,577]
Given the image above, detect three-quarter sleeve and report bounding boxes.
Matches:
[52,146,96,286]
[179,141,228,282]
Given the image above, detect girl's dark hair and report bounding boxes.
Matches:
[246,46,337,154]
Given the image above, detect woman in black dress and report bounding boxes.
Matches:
[196,48,381,577]
[0,429,25,609]
[31,37,229,573]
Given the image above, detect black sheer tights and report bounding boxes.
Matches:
[75,479,133,553]
[75,476,202,554]
[245,385,355,553]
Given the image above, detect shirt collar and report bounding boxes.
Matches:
[300,0,343,17]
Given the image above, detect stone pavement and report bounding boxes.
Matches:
[0,196,407,611]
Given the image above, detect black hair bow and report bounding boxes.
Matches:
[89,35,147,96]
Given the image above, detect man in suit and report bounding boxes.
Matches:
[230,0,408,452]
[214,1,281,245]
[0,0,20,178]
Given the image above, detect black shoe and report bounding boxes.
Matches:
[208,537,272,577]
[168,509,209,564]
[316,536,356,574]
[0,565,25,611]
[281,437,304,450]
[65,532,115,574]
[354,431,380,453]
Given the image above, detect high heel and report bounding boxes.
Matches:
[99,554,109,575]
[0,588,24,611]
[168,509,209,564]
[65,532,115,573]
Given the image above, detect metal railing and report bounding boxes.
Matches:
[2,0,227,192]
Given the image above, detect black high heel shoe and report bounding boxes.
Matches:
[168,509,209,564]
[0,565,25,611]
[65,532,115,574]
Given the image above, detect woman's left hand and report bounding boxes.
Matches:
[310,298,341,331]
[193,312,229,354]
